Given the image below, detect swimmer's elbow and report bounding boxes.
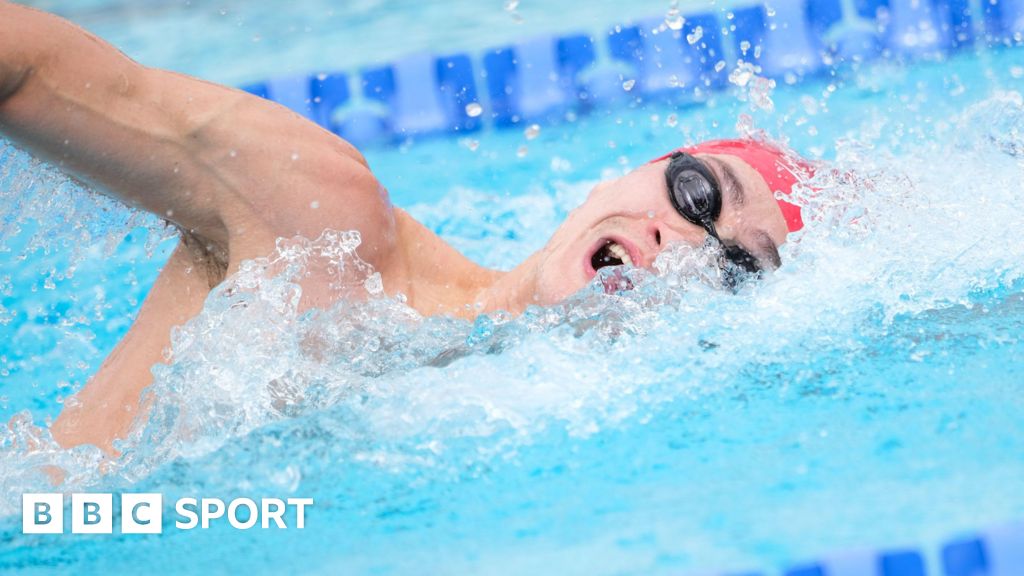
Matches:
[0,62,31,109]
[0,3,42,109]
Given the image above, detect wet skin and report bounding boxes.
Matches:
[0,2,788,454]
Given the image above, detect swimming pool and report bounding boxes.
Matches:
[2,0,1024,574]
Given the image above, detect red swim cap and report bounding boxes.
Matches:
[650,139,810,232]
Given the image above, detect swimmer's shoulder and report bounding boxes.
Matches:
[192,92,397,269]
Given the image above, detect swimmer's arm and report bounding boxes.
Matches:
[51,240,211,454]
[0,1,232,243]
[0,2,393,263]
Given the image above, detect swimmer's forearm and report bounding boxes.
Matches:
[0,2,236,244]
[0,2,387,266]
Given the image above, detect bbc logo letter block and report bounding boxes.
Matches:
[23,493,163,535]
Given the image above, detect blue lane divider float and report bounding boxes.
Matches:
[985,0,1024,40]
[242,0,1024,146]
[942,521,1024,575]
[814,0,886,61]
[309,73,349,130]
[485,35,581,126]
[703,521,1024,576]
[885,0,956,57]
[607,14,727,100]
[730,0,826,80]
[364,54,446,136]
[360,52,482,139]
[784,548,926,576]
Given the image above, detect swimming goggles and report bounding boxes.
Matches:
[663,152,761,284]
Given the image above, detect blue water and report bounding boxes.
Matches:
[24,0,677,85]
[3,2,1024,574]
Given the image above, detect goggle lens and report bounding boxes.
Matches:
[663,152,762,286]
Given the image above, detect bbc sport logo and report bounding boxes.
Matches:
[22,493,313,534]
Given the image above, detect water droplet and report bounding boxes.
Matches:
[766,6,776,17]
[463,138,480,151]
[550,156,572,172]
[715,60,726,72]
[735,113,754,135]
[686,26,704,45]
[516,145,528,158]
[749,76,777,112]
[666,113,678,127]
[647,210,656,218]
[363,272,383,295]
[622,79,636,91]
[465,102,483,117]
[740,40,751,55]
[665,6,684,30]
[310,201,320,209]
[229,149,238,158]
[800,95,820,115]
[729,61,756,87]
[504,0,522,21]
[524,124,541,140]
[291,152,300,161]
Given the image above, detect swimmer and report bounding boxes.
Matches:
[0,3,811,453]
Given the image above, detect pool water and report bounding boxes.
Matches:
[24,0,681,86]
[3,1,1024,574]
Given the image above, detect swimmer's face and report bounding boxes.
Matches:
[532,153,790,303]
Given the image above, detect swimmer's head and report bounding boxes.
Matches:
[528,139,813,303]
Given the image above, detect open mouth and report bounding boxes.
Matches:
[590,239,634,272]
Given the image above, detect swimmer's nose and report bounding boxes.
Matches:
[652,222,706,250]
